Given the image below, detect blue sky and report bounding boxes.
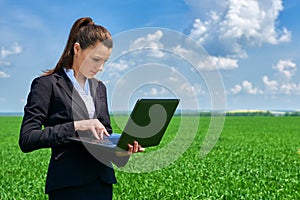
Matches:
[0,0,300,112]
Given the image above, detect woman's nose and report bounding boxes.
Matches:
[97,63,104,72]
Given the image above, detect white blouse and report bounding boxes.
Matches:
[64,68,95,119]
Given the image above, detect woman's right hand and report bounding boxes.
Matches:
[74,119,109,140]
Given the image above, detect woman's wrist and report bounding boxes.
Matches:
[74,121,79,131]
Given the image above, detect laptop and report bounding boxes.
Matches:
[69,98,180,151]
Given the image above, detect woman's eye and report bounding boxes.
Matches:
[93,58,100,62]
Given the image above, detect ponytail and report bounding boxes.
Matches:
[43,17,112,76]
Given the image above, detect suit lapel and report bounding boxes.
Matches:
[55,69,90,120]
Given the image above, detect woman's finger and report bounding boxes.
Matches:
[103,128,110,137]
[128,144,133,153]
[91,127,100,140]
[134,141,138,153]
[99,130,104,140]
[94,119,109,138]
[138,145,145,152]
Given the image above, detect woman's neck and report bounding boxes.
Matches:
[74,71,86,89]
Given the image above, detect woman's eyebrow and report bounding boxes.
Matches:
[92,55,110,62]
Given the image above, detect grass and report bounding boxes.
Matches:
[0,117,49,200]
[0,116,299,199]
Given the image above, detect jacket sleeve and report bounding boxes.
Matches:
[19,76,77,153]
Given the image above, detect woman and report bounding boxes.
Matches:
[19,17,144,200]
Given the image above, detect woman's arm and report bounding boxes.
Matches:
[19,77,77,153]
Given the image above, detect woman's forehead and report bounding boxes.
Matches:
[87,43,112,58]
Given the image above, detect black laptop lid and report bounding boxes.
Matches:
[116,98,179,150]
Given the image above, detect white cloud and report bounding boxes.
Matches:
[262,60,300,95]
[184,0,227,20]
[189,18,209,44]
[187,0,291,58]
[105,59,135,80]
[141,87,170,96]
[128,30,164,58]
[220,0,290,45]
[262,75,278,92]
[280,83,300,95]
[230,84,242,94]
[210,56,238,70]
[108,59,129,72]
[0,42,23,78]
[146,88,158,96]
[173,45,238,70]
[230,80,262,95]
[197,56,239,70]
[273,59,296,80]
[177,83,205,97]
[0,71,10,78]
[1,42,22,59]
[242,80,263,95]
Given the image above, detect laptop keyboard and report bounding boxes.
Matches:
[95,137,119,145]
[71,134,121,146]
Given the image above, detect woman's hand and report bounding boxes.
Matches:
[128,141,145,154]
[115,141,145,157]
[74,119,109,140]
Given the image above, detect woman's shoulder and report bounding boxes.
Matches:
[33,69,65,81]
[30,71,59,89]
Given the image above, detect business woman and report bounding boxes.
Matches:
[19,17,144,200]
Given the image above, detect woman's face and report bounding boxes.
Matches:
[73,42,112,79]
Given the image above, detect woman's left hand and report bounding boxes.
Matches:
[127,141,145,154]
[115,141,145,157]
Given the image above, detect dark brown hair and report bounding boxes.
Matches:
[43,17,113,75]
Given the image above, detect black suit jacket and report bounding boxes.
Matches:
[19,69,125,194]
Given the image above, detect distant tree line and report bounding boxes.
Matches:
[225,111,274,116]
[177,111,300,117]
[111,111,300,117]
[284,111,300,116]
[224,111,300,117]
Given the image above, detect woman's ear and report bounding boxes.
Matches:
[73,42,81,55]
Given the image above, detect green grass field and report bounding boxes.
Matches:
[0,116,299,199]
